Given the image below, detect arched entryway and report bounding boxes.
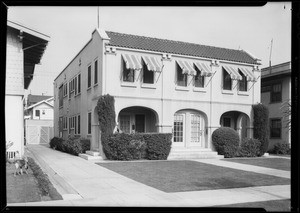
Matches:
[117,106,159,133]
[219,111,250,140]
[173,109,208,148]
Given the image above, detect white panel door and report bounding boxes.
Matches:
[27,126,39,144]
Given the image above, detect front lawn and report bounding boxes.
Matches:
[213,199,290,212]
[97,160,290,193]
[222,157,290,171]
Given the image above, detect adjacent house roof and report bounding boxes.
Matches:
[27,94,53,106]
[106,31,260,65]
[7,20,50,89]
[261,61,291,80]
[25,99,53,110]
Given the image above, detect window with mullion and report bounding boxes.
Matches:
[271,83,282,103]
[78,74,81,94]
[88,112,91,134]
[270,118,281,138]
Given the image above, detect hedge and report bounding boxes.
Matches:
[102,133,172,160]
[253,103,269,156]
[237,138,261,157]
[212,127,240,158]
[49,137,90,156]
[269,142,291,155]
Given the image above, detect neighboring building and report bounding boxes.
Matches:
[6,20,49,157]
[261,62,291,150]
[26,94,52,107]
[53,29,261,159]
[25,97,54,120]
[24,97,54,145]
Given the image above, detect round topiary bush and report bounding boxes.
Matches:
[212,127,240,158]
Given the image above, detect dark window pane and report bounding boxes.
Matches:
[143,63,154,84]
[177,64,187,87]
[94,60,98,84]
[223,69,232,90]
[88,65,91,88]
[78,74,81,93]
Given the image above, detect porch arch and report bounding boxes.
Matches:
[117,106,159,133]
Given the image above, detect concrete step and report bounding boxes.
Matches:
[79,153,103,161]
[85,151,100,156]
[168,149,223,160]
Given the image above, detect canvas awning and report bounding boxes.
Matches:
[194,62,213,77]
[239,67,257,82]
[222,66,242,80]
[142,56,162,72]
[122,54,142,70]
[176,60,196,75]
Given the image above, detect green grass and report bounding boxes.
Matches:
[213,199,291,212]
[222,158,290,171]
[6,157,62,203]
[97,160,290,192]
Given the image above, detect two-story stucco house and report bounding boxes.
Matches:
[261,62,291,150]
[53,29,261,159]
[6,20,49,158]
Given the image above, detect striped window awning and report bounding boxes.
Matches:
[176,60,196,75]
[239,67,257,82]
[194,62,213,77]
[142,56,162,72]
[222,66,242,81]
[122,54,142,70]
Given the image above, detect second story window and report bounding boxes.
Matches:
[94,60,98,85]
[59,84,63,107]
[88,65,91,89]
[78,74,81,94]
[223,68,232,90]
[142,61,154,84]
[75,76,78,95]
[88,112,91,134]
[238,71,247,91]
[123,59,135,82]
[271,83,282,103]
[177,63,187,87]
[194,66,205,88]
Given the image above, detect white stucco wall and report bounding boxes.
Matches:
[32,103,53,120]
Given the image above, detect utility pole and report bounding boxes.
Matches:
[97,7,99,28]
[269,38,273,72]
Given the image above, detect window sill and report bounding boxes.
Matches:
[121,82,137,88]
[59,106,63,109]
[238,91,249,96]
[87,87,92,91]
[94,83,98,87]
[175,86,189,91]
[141,83,156,89]
[269,101,282,104]
[193,87,207,93]
[222,89,234,95]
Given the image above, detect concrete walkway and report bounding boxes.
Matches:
[8,145,290,207]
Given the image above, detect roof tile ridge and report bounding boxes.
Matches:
[106,31,245,53]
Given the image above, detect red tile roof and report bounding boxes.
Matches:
[106,31,260,65]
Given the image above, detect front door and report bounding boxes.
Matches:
[135,114,145,133]
[189,114,205,148]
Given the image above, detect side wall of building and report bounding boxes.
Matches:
[6,28,25,155]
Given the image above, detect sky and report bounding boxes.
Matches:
[7,3,291,97]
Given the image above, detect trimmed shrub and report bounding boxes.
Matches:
[237,138,261,157]
[212,127,240,158]
[142,133,172,160]
[269,142,291,155]
[49,137,64,150]
[253,103,269,156]
[96,94,116,142]
[49,137,90,156]
[102,133,172,160]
